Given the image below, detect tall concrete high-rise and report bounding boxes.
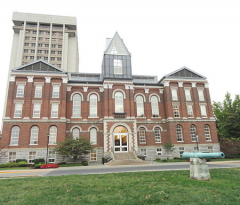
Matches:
[10,12,79,72]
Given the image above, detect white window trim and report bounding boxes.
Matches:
[170,87,178,101]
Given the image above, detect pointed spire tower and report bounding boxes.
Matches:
[102,32,132,80]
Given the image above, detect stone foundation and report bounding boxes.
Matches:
[190,158,210,180]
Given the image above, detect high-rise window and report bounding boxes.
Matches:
[90,128,97,145]
[89,94,98,117]
[115,92,124,112]
[154,127,161,143]
[138,128,146,144]
[204,125,211,141]
[200,105,207,117]
[198,89,205,101]
[52,85,60,98]
[34,85,42,98]
[185,89,191,101]
[10,126,20,145]
[16,84,25,97]
[49,126,57,145]
[136,96,144,117]
[176,125,183,142]
[190,125,197,142]
[14,103,23,118]
[187,105,194,117]
[72,94,81,118]
[33,103,41,118]
[173,105,180,117]
[114,59,122,74]
[51,103,59,118]
[151,96,159,117]
[171,88,178,100]
[30,126,39,145]
[72,128,80,139]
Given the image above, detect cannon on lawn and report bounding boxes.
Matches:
[182,151,225,181]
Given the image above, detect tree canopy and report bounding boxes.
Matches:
[55,138,92,163]
[213,92,240,139]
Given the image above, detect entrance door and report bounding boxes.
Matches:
[114,134,128,152]
[113,126,128,153]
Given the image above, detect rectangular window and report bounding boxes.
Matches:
[200,105,207,117]
[24,49,28,53]
[34,85,42,98]
[156,148,162,156]
[52,85,60,98]
[179,147,184,157]
[9,152,16,162]
[44,57,48,61]
[51,51,55,54]
[90,150,97,161]
[173,105,180,117]
[38,43,43,47]
[208,146,213,153]
[52,44,56,48]
[31,50,35,53]
[45,44,49,47]
[38,50,42,54]
[57,57,61,61]
[30,56,34,60]
[185,89,191,101]
[58,45,62,48]
[58,51,62,54]
[198,89,205,101]
[140,149,146,156]
[25,36,30,40]
[51,57,55,61]
[171,89,178,101]
[114,59,123,74]
[51,103,59,118]
[48,150,56,163]
[16,84,25,97]
[29,151,36,164]
[187,105,194,117]
[31,43,36,47]
[14,103,23,118]
[139,129,146,144]
[44,50,49,54]
[33,103,41,118]
[25,43,29,46]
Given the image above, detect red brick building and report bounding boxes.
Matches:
[0,32,219,163]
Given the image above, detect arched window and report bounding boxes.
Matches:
[154,127,161,143]
[10,126,20,145]
[115,92,124,112]
[151,96,159,117]
[30,126,39,145]
[72,128,80,139]
[138,127,146,144]
[90,128,97,145]
[49,126,57,145]
[136,96,144,117]
[176,125,183,142]
[190,125,197,142]
[72,94,81,118]
[204,125,211,141]
[89,94,97,117]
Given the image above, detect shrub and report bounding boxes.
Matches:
[33,158,45,165]
[17,161,29,167]
[34,163,44,169]
[16,159,27,163]
[40,164,59,169]
[0,163,9,168]
[82,161,88,166]
[162,159,168,162]
[57,162,66,165]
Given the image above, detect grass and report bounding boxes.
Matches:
[58,163,83,167]
[0,167,31,171]
[0,168,239,205]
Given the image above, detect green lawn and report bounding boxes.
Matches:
[0,167,31,171]
[0,168,239,205]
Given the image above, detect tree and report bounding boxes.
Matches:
[213,92,240,139]
[55,138,92,163]
[219,137,240,158]
[163,143,175,160]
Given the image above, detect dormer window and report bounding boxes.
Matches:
[114,59,122,74]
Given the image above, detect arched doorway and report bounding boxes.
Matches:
[113,126,128,152]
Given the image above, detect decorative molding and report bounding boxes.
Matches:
[32,100,43,104]
[45,77,51,83]
[27,76,34,82]
[163,81,170,87]
[191,82,196,87]
[83,87,88,92]
[9,76,15,82]
[204,83,209,88]
[178,82,183,87]
[144,89,149,93]
[99,87,104,92]
[159,89,164,94]
[108,84,113,89]
[16,81,27,85]
[62,77,68,84]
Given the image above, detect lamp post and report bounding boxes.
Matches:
[46,134,50,164]
[196,135,199,152]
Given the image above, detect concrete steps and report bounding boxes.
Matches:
[106,152,148,166]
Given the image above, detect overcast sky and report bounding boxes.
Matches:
[1,0,240,129]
